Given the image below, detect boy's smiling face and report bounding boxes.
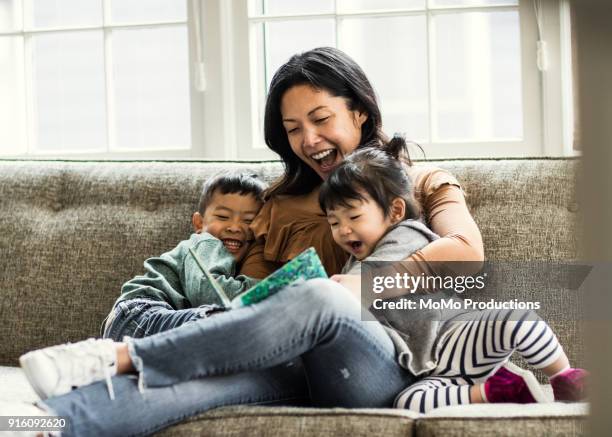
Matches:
[192,191,262,262]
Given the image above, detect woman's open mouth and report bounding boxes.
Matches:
[310,149,338,172]
[222,238,244,253]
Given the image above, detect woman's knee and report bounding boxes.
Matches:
[290,278,360,319]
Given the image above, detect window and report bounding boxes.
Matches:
[0,0,573,160]
[242,0,573,159]
[0,0,200,158]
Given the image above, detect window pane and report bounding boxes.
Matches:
[342,15,429,142]
[0,0,22,32]
[432,0,517,7]
[251,0,334,16]
[33,31,107,151]
[31,0,102,28]
[112,26,191,149]
[263,19,335,88]
[337,0,425,12]
[110,0,186,23]
[434,11,522,141]
[0,36,26,154]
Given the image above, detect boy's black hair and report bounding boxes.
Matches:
[198,172,267,215]
[318,135,421,220]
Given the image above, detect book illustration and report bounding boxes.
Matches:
[232,247,328,308]
[188,246,328,309]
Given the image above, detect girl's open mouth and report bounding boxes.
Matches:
[349,241,363,252]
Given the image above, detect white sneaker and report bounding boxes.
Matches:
[19,338,117,401]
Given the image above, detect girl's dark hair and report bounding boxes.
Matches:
[198,172,267,215]
[264,47,394,198]
[318,136,420,220]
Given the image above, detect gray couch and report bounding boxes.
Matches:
[0,158,588,436]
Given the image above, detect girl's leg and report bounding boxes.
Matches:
[39,363,308,437]
[397,309,566,412]
[433,309,564,380]
[396,363,547,413]
[435,309,586,403]
[395,376,472,413]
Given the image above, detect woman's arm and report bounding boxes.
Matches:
[407,182,484,271]
[382,182,484,298]
[333,181,484,301]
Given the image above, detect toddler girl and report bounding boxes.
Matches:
[318,137,587,413]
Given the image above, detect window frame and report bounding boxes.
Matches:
[0,0,203,159]
[234,0,574,160]
[0,0,575,160]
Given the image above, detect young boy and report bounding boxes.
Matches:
[20,171,267,400]
[115,171,265,310]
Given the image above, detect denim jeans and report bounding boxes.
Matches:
[102,297,225,341]
[39,279,416,437]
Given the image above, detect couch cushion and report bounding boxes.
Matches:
[156,406,418,437]
[432,158,581,261]
[417,402,588,437]
[0,366,40,403]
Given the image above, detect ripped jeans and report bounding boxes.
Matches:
[101,297,226,341]
[39,279,416,437]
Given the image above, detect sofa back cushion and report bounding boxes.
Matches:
[0,159,580,366]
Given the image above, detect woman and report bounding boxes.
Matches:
[240,47,482,285]
[20,47,483,436]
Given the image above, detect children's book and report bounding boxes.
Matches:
[188,246,328,309]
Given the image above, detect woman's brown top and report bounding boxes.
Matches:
[239,165,484,279]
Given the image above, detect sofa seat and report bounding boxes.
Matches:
[418,402,588,437]
[0,366,39,404]
[2,365,587,437]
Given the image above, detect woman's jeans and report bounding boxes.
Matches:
[39,279,416,437]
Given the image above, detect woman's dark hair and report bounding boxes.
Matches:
[318,136,421,220]
[264,47,393,198]
[198,172,267,215]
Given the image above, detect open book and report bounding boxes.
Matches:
[188,246,328,309]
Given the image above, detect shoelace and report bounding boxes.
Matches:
[104,364,116,400]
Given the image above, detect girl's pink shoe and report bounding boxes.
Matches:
[484,362,548,403]
[550,368,588,402]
